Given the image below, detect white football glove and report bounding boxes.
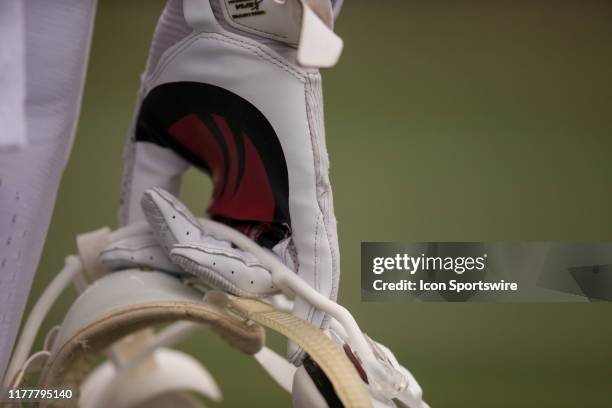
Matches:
[119,0,341,362]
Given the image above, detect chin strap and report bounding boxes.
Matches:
[208,292,372,407]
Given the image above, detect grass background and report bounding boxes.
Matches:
[24,1,612,406]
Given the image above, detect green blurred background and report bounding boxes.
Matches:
[25,1,612,407]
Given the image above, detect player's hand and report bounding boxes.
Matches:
[117,0,340,362]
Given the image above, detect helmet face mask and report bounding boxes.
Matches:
[3,189,428,408]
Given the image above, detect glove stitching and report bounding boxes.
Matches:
[147,31,305,87]
[305,74,334,295]
[290,76,321,355]
[304,73,339,330]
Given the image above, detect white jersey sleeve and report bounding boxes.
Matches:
[0,0,97,380]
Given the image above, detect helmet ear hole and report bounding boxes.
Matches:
[292,365,330,408]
